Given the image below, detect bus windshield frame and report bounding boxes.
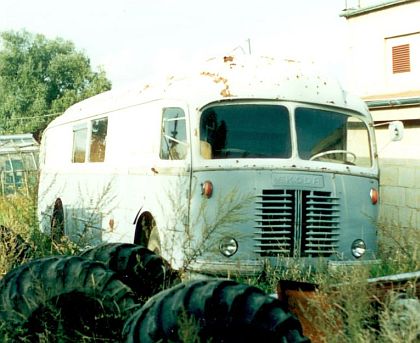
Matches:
[199,102,373,168]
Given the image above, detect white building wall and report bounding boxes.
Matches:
[345,1,420,97]
[343,1,420,228]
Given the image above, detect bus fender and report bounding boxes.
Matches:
[132,207,143,225]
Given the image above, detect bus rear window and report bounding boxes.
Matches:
[200,104,291,159]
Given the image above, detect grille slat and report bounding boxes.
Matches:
[306,239,339,243]
[255,229,291,233]
[256,211,292,216]
[307,206,338,211]
[306,231,339,236]
[256,233,291,242]
[254,189,340,257]
[306,217,339,221]
[256,209,293,213]
[256,219,292,223]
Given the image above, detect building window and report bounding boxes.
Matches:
[392,44,411,74]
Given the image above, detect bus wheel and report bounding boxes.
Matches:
[80,243,179,303]
[147,226,161,254]
[134,213,160,253]
[50,198,64,242]
[0,256,137,341]
[122,279,310,343]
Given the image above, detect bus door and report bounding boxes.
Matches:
[151,106,192,260]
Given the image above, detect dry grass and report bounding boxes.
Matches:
[0,192,419,342]
[0,193,81,276]
[236,221,419,343]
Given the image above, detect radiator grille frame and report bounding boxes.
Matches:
[254,189,340,257]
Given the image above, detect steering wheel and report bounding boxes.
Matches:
[309,149,357,163]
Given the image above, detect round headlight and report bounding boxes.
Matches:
[219,237,238,257]
[351,239,366,258]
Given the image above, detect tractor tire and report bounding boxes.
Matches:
[123,279,310,343]
[0,255,137,341]
[79,242,179,303]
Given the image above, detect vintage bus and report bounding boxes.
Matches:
[38,56,381,276]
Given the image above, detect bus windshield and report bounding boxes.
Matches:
[295,107,372,167]
[200,104,291,159]
[199,104,372,167]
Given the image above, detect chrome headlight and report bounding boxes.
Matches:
[219,237,238,257]
[351,239,366,258]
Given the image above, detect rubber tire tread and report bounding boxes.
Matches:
[123,279,310,343]
[0,255,137,340]
[79,243,179,302]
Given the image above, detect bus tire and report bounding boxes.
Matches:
[50,198,64,242]
[147,226,161,254]
[122,279,310,343]
[134,213,162,253]
[0,255,137,341]
[80,243,179,302]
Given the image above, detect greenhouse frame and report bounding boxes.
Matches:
[0,134,39,196]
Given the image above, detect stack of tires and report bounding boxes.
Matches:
[0,243,309,342]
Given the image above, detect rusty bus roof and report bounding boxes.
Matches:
[48,55,371,127]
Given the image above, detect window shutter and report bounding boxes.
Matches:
[392,44,411,73]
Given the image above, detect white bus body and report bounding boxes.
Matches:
[38,56,379,276]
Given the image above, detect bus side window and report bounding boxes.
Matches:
[72,124,88,163]
[89,117,108,162]
[160,107,188,160]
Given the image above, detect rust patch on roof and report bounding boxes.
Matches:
[201,71,232,97]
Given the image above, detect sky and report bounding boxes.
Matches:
[0,0,351,90]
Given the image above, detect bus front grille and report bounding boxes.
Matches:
[254,189,340,257]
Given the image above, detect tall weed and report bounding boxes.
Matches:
[375,222,420,275]
[0,193,79,276]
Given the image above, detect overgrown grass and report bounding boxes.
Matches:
[0,191,419,342]
[235,221,420,343]
[0,192,80,276]
[375,222,420,275]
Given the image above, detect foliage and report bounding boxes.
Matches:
[0,30,111,139]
